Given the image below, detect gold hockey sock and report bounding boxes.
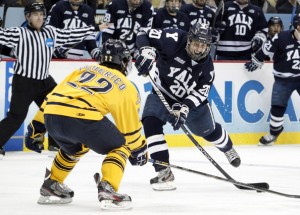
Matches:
[101,145,131,191]
[50,145,89,183]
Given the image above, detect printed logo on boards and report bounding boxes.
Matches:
[4,61,24,151]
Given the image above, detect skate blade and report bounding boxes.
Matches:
[37,195,72,204]
[151,181,176,191]
[258,142,274,146]
[100,200,133,211]
[47,151,57,158]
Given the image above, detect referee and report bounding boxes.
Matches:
[0,2,96,158]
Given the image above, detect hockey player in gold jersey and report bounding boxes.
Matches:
[24,39,147,210]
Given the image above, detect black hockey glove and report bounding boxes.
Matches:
[128,140,148,166]
[135,47,156,76]
[168,103,189,130]
[53,47,68,59]
[244,56,264,72]
[24,121,46,153]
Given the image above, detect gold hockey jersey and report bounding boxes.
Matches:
[43,64,143,148]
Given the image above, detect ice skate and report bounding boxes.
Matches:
[150,167,176,191]
[258,134,277,146]
[0,147,5,160]
[94,173,132,210]
[224,148,241,167]
[38,168,74,204]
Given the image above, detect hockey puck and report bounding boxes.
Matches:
[257,190,263,193]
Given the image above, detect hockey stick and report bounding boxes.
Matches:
[211,0,224,32]
[289,1,300,30]
[147,75,269,191]
[211,0,224,60]
[289,5,297,30]
[149,159,300,199]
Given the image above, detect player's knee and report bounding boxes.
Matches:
[202,123,222,142]
[142,116,164,137]
[270,105,286,117]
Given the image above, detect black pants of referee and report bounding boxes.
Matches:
[0,74,57,148]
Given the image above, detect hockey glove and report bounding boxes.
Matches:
[90,48,101,60]
[53,47,68,59]
[215,21,226,35]
[251,32,267,53]
[244,56,264,72]
[24,121,46,153]
[211,28,219,44]
[135,47,156,76]
[168,103,189,130]
[128,140,148,166]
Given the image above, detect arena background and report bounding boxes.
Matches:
[1,59,300,152]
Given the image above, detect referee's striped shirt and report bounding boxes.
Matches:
[0,25,95,80]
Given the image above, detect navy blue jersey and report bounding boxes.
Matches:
[216,1,267,58]
[102,0,154,54]
[153,8,190,32]
[46,1,97,57]
[258,30,300,80]
[179,4,215,27]
[136,28,214,109]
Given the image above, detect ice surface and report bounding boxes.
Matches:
[0,145,299,215]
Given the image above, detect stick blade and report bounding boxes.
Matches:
[236,182,269,190]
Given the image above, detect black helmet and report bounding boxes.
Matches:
[186,23,212,61]
[268,16,283,28]
[100,39,132,76]
[293,14,300,29]
[24,2,46,16]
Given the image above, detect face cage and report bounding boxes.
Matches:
[186,39,211,61]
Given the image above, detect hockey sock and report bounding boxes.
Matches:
[269,105,286,136]
[101,145,131,191]
[203,123,233,152]
[143,117,169,172]
[50,146,89,183]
